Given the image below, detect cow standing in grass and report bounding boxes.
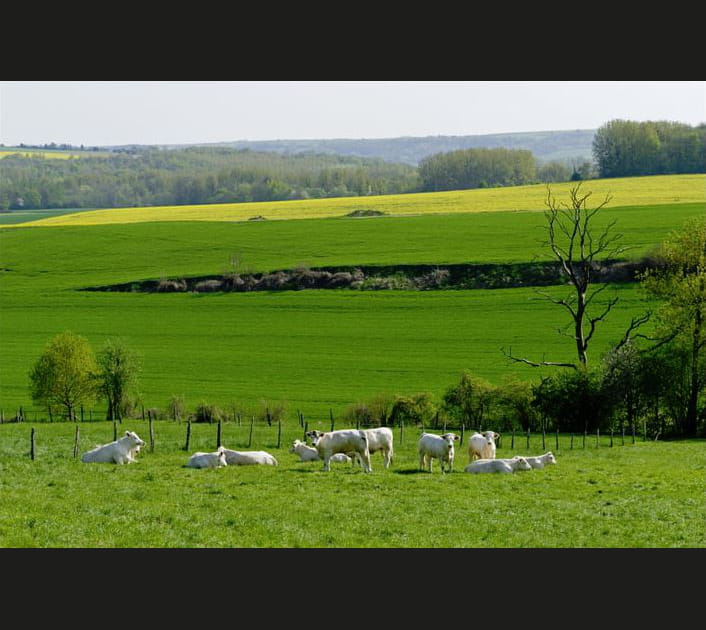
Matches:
[306,429,371,472]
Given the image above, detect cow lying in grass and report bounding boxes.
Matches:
[290,440,352,464]
[81,431,145,465]
[187,446,228,469]
[514,451,557,469]
[221,448,278,466]
[464,456,531,474]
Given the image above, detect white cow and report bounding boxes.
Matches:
[417,432,460,473]
[289,439,320,462]
[347,427,394,469]
[289,440,351,464]
[222,448,278,466]
[187,446,228,469]
[464,456,531,474]
[306,429,371,472]
[81,430,146,465]
[467,431,499,463]
[515,451,557,469]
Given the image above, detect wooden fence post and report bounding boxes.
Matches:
[266,408,272,427]
[184,421,192,451]
[596,428,600,448]
[149,414,155,453]
[511,429,515,450]
[632,423,636,444]
[621,425,625,446]
[526,428,530,450]
[248,416,254,448]
[542,427,546,451]
[217,419,222,449]
[400,421,404,446]
[643,421,647,442]
[303,420,308,442]
[113,420,118,442]
[555,428,559,452]
[73,425,80,458]
[460,424,465,446]
[610,428,614,448]
[30,427,36,460]
[142,405,145,422]
[277,418,282,449]
[330,409,335,432]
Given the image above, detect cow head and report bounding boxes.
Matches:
[544,451,557,465]
[216,446,227,467]
[288,440,304,453]
[124,431,146,448]
[441,433,459,450]
[514,456,532,471]
[305,430,325,446]
[481,431,499,444]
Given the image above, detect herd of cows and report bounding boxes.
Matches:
[80,427,558,474]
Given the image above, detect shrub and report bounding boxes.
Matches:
[193,401,225,423]
[157,278,187,292]
[194,279,223,292]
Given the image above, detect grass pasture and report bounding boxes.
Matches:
[0,421,702,547]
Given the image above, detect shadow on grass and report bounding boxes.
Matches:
[393,468,428,475]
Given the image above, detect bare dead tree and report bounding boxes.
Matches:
[503,183,634,370]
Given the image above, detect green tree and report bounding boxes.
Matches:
[97,338,141,421]
[441,372,495,429]
[29,331,98,420]
[641,216,706,436]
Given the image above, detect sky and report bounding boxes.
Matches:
[0,81,704,147]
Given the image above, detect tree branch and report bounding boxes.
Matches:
[501,347,578,370]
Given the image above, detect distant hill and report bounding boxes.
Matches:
[202,129,596,165]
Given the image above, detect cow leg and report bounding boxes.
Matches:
[362,450,372,473]
[322,455,331,472]
[419,453,426,470]
[383,449,391,469]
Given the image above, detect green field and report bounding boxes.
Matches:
[1,202,703,416]
[0,421,702,547]
[1,176,704,548]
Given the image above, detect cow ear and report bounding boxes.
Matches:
[454,435,460,441]
[125,431,130,436]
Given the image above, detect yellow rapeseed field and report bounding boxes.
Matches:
[4,174,705,228]
[0,150,78,160]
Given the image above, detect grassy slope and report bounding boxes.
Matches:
[4,174,703,227]
[1,202,703,415]
[0,421,702,547]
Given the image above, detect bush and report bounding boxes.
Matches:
[192,401,225,423]
[194,279,223,292]
[157,278,187,292]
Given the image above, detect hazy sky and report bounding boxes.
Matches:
[1,81,704,146]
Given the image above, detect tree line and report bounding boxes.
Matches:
[2,118,702,211]
[593,120,706,178]
[0,147,419,211]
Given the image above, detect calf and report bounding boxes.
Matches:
[515,451,557,469]
[467,431,499,463]
[417,432,460,473]
[289,439,320,462]
[221,448,278,466]
[81,430,145,465]
[187,446,228,469]
[464,456,531,474]
[306,429,371,472]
